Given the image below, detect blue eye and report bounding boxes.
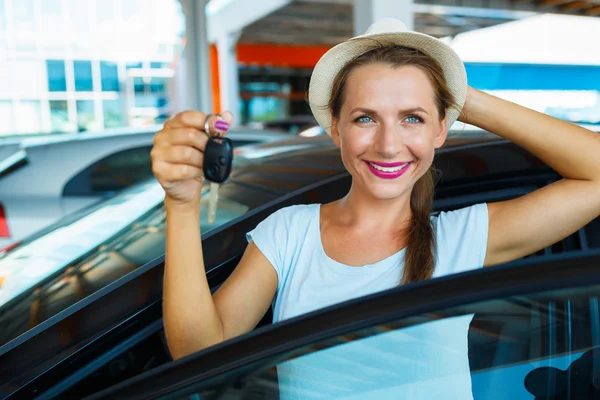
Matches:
[405,115,423,124]
[355,115,374,124]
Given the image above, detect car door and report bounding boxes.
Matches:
[85,251,600,400]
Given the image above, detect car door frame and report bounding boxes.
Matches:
[86,250,600,399]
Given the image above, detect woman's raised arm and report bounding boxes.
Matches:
[459,88,600,266]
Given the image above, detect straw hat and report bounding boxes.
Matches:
[308,18,467,136]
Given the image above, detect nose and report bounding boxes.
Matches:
[373,120,404,158]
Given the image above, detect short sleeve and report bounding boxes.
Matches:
[246,208,292,282]
[434,203,489,277]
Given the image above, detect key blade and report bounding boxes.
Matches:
[207,182,219,224]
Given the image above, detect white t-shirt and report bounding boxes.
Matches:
[246,203,489,399]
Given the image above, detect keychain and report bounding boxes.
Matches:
[203,114,233,224]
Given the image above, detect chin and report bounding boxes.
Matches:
[365,181,413,201]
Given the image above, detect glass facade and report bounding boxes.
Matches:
[0,0,184,136]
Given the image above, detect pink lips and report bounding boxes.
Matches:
[364,161,412,180]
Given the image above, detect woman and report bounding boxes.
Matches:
[151,18,600,397]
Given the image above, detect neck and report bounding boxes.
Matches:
[333,182,413,235]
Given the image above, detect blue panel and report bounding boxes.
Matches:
[100,61,119,92]
[74,60,93,91]
[465,63,600,91]
[46,60,66,92]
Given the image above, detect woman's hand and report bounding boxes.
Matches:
[151,110,233,208]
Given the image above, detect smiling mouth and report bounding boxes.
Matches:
[366,161,411,173]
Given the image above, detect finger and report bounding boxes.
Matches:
[153,161,203,182]
[156,127,209,151]
[213,111,233,136]
[155,145,204,168]
[164,110,208,130]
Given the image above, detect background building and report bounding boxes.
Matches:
[0,0,185,135]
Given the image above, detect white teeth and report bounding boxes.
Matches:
[368,162,408,173]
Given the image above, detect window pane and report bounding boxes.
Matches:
[74,60,93,91]
[15,101,41,134]
[102,99,125,128]
[0,100,13,135]
[175,284,600,400]
[49,100,69,132]
[46,60,67,91]
[100,61,119,91]
[76,100,96,131]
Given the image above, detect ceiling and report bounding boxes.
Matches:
[239,0,600,45]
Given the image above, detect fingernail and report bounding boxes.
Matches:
[215,120,229,131]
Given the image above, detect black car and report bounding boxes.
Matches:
[0,132,598,399]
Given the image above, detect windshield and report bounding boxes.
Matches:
[0,180,249,346]
[0,136,346,348]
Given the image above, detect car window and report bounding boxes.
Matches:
[137,283,600,400]
[62,145,154,197]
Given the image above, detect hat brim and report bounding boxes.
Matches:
[308,31,467,136]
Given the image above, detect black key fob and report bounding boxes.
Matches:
[203,136,233,183]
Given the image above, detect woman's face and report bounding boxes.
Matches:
[331,62,448,201]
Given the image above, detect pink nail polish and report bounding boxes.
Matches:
[215,120,229,131]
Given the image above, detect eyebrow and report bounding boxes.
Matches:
[350,107,430,116]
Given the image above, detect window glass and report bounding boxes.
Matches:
[74,60,93,91]
[46,60,67,91]
[102,99,125,128]
[100,61,119,91]
[165,284,600,400]
[15,100,41,134]
[49,100,70,132]
[76,100,96,131]
[0,100,13,135]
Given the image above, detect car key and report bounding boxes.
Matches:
[203,135,233,224]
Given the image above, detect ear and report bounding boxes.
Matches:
[330,118,342,148]
[434,117,448,149]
